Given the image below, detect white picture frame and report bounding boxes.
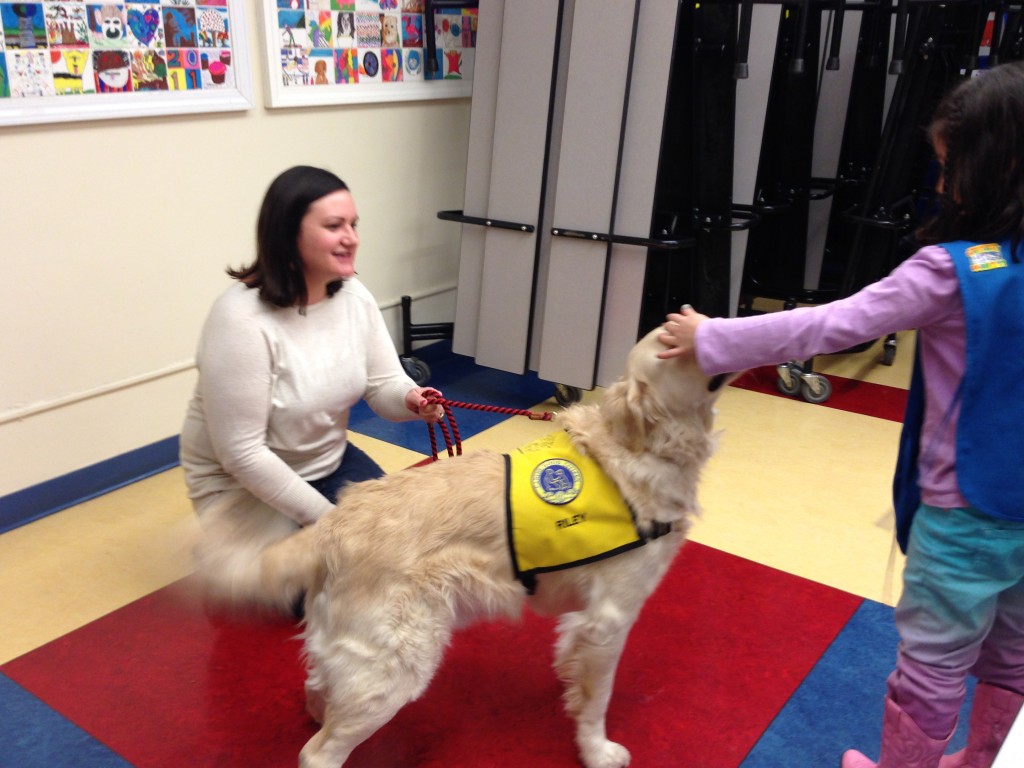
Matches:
[259,1,474,109]
[0,0,254,128]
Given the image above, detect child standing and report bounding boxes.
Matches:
[657,61,1024,768]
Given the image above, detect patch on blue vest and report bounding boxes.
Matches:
[504,431,660,593]
[964,243,1007,272]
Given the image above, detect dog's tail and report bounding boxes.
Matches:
[194,490,322,616]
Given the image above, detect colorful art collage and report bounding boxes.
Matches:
[0,0,240,99]
[276,0,476,89]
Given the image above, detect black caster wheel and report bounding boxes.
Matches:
[776,364,803,397]
[554,383,583,407]
[401,356,432,386]
[801,374,832,404]
[881,341,897,366]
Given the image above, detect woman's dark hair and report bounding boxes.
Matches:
[228,166,350,308]
[918,61,1024,261]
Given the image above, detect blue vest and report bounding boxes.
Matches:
[894,240,1024,552]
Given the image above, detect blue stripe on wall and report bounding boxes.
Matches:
[0,436,180,536]
[0,341,549,536]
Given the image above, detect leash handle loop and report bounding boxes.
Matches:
[422,397,555,462]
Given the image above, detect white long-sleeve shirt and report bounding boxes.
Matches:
[180,278,418,524]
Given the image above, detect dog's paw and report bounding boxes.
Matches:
[580,740,631,768]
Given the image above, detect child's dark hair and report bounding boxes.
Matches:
[919,61,1024,261]
[229,166,350,308]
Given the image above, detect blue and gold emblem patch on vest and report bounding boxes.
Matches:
[965,243,1007,272]
[531,458,583,505]
[505,431,660,593]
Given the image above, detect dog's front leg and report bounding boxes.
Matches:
[554,607,636,768]
[304,677,326,724]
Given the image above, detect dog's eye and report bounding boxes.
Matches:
[707,374,728,392]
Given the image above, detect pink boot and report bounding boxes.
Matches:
[939,683,1024,768]
[842,697,952,768]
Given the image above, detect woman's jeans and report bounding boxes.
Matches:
[308,442,385,504]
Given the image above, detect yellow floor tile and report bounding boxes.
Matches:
[1,349,911,667]
[813,330,916,389]
[0,468,197,664]
[692,386,906,606]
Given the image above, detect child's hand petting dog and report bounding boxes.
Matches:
[657,304,707,360]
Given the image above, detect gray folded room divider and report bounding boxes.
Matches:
[448,0,683,391]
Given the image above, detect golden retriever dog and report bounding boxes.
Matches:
[197,328,733,768]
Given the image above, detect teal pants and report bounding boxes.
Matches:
[887,504,1024,738]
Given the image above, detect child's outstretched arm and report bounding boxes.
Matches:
[657,305,708,359]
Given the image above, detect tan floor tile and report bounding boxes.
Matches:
[348,431,428,472]
[813,330,916,389]
[1,352,911,666]
[0,468,197,664]
[692,387,906,606]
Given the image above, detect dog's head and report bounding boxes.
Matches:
[600,328,738,454]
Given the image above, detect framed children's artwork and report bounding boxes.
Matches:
[0,0,253,127]
[261,0,476,108]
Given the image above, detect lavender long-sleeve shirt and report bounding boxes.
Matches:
[695,245,969,510]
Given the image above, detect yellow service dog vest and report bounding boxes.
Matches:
[505,431,666,593]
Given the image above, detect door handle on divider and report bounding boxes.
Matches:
[437,210,535,233]
[696,209,761,232]
[550,228,696,250]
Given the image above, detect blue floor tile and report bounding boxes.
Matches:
[0,673,132,768]
[740,600,972,766]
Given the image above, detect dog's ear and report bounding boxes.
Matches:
[604,377,655,452]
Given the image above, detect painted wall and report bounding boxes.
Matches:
[0,0,471,497]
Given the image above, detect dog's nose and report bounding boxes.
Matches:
[707,373,730,393]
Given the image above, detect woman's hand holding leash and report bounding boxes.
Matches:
[407,387,445,424]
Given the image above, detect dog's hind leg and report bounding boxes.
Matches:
[554,604,639,768]
[299,608,450,768]
[299,654,443,768]
[300,702,407,768]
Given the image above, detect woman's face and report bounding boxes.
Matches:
[297,189,359,301]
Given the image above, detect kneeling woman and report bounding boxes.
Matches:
[181,166,442,575]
